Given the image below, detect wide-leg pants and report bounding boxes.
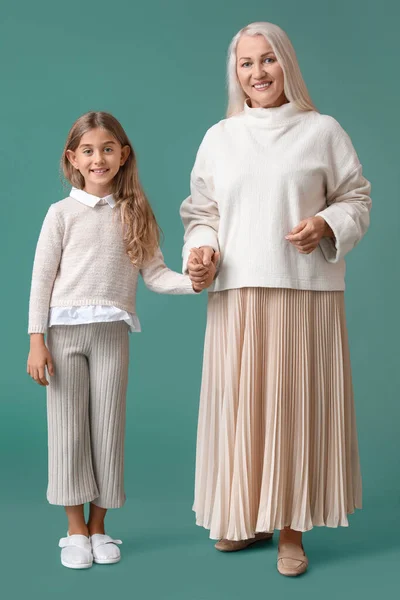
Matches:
[46,321,129,508]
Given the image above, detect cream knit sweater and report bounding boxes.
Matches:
[181,101,371,292]
[29,197,194,333]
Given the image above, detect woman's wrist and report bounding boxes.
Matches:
[315,216,334,239]
[324,222,334,238]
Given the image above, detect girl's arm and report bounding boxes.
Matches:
[180,129,220,273]
[27,205,63,385]
[140,247,198,294]
[316,121,372,263]
[28,205,63,333]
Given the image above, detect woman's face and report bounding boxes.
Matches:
[236,34,287,108]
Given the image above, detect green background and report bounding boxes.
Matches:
[1,0,398,597]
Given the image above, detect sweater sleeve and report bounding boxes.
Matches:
[316,120,372,263]
[28,205,63,334]
[180,129,220,273]
[140,248,196,294]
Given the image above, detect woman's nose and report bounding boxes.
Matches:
[254,62,266,79]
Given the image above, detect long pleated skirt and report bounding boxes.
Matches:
[193,288,362,540]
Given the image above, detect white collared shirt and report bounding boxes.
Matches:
[67,187,117,208]
[48,187,141,333]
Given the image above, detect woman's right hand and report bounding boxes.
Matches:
[27,334,54,386]
[188,247,220,291]
[194,246,216,267]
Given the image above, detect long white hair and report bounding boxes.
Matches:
[227,22,317,117]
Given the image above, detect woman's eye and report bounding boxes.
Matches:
[264,57,274,64]
[242,62,251,68]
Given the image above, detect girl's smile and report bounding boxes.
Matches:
[91,168,110,175]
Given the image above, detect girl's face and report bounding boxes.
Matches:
[236,34,287,109]
[66,128,130,196]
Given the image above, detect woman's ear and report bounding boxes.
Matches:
[120,145,130,166]
[65,149,79,169]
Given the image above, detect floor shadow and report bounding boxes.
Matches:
[307,506,400,566]
[120,528,205,556]
[121,528,278,557]
[119,504,400,566]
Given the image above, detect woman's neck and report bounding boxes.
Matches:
[247,93,289,109]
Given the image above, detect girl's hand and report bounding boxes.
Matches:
[188,248,220,292]
[285,216,334,254]
[27,334,54,386]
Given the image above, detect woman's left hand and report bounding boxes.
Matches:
[285,216,334,254]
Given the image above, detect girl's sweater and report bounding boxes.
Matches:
[28,196,194,334]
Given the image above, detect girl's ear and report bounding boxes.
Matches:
[66,149,79,169]
[120,145,130,166]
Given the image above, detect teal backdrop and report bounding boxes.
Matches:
[1,0,398,598]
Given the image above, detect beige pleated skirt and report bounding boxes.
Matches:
[193,287,362,540]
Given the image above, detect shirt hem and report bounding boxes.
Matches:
[50,298,136,313]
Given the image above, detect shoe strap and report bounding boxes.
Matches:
[59,534,91,551]
[90,534,122,550]
[277,543,308,567]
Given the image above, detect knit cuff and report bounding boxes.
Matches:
[28,324,47,335]
[316,207,359,263]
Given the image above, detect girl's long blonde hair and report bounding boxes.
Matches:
[226,22,317,117]
[62,111,160,267]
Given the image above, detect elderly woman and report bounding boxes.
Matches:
[180,22,371,576]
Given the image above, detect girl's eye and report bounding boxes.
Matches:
[104,147,113,153]
[83,149,92,155]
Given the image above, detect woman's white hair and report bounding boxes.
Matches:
[227,22,317,117]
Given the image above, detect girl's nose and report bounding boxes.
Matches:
[93,152,105,164]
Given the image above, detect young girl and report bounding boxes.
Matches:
[27,111,216,569]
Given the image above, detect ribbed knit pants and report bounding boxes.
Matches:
[46,322,129,508]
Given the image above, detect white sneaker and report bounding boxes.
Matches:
[59,534,93,569]
[90,534,122,564]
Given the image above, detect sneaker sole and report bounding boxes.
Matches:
[93,556,121,564]
[61,559,93,569]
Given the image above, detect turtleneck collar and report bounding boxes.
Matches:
[243,99,306,126]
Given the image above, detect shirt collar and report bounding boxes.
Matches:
[70,187,116,208]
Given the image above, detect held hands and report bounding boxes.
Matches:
[285,216,334,254]
[27,334,54,386]
[188,246,220,292]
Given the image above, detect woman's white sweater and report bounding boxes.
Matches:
[180,101,371,292]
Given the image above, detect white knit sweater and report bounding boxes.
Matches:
[28,196,195,333]
[180,101,371,292]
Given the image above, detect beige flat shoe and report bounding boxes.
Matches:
[277,542,308,576]
[215,532,273,552]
